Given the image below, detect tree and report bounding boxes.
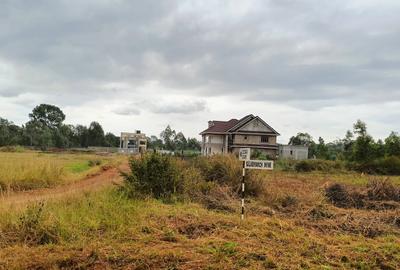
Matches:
[105,132,119,147]
[160,125,176,150]
[353,120,367,137]
[25,121,53,150]
[289,132,314,146]
[0,117,24,146]
[174,132,187,151]
[316,137,329,159]
[288,132,316,158]
[74,125,89,147]
[148,135,163,150]
[384,132,400,157]
[88,122,105,146]
[374,139,385,159]
[54,124,74,148]
[29,104,65,129]
[187,137,201,151]
[351,120,376,162]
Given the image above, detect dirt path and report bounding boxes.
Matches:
[0,162,129,208]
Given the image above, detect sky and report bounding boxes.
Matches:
[1,0,400,143]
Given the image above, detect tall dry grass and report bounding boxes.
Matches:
[0,152,121,192]
[0,153,64,192]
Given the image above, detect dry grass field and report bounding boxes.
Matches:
[0,154,399,269]
[0,151,123,192]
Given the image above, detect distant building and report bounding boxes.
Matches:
[119,131,147,154]
[278,145,308,160]
[200,114,280,158]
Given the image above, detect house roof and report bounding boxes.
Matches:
[200,114,280,135]
[199,119,239,134]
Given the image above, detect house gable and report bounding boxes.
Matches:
[237,118,273,133]
[230,116,280,135]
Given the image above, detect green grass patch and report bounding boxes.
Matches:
[65,162,91,173]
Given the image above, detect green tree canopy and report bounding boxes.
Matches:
[160,125,176,150]
[88,121,105,146]
[384,131,400,157]
[29,104,65,129]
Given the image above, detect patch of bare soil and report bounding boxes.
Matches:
[0,162,129,208]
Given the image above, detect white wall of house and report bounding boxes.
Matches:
[279,145,308,160]
[202,134,226,156]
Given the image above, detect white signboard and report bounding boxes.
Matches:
[239,148,251,161]
[245,160,274,170]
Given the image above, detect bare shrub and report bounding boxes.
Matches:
[308,205,334,220]
[325,183,351,208]
[197,185,237,212]
[367,179,400,201]
[326,180,400,210]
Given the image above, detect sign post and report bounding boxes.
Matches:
[239,148,250,220]
[238,148,274,221]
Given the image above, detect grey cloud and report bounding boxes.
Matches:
[113,107,141,116]
[0,88,21,97]
[147,100,206,114]
[0,0,400,110]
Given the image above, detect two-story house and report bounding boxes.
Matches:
[200,114,280,158]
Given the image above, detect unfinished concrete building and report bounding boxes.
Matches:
[119,131,147,154]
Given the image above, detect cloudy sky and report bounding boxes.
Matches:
[1,0,400,143]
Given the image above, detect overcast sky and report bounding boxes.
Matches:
[1,0,400,143]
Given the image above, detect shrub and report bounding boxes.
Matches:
[294,159,344,173]
[325,183,351,208]
[275,159,297,171]
[88,159,102,167]
[17,202,60,245]
[350,156,400,175]
[122,153,182,200]
[192,154,241,186]
[0,145,25,152]
[367,179,400,201]
[251,149,270,160]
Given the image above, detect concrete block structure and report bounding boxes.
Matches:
[278,145,309,160]
[119,131,147,154]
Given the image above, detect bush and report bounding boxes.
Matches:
[294,159,344,173]
[0,145,25,152]
[367,179,400,201]
[192,154,241,186]
[122,153,182,200]
[275,159,297,171]
[350,156,400,175]
[16,202,60,245]
[88,159,102,167]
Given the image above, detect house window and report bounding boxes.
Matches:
[290,150,293,155]
[261,136,268,143]
[244,136,248,140]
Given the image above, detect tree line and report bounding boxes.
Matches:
[288,119,400,165]
[0,104,201,151]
